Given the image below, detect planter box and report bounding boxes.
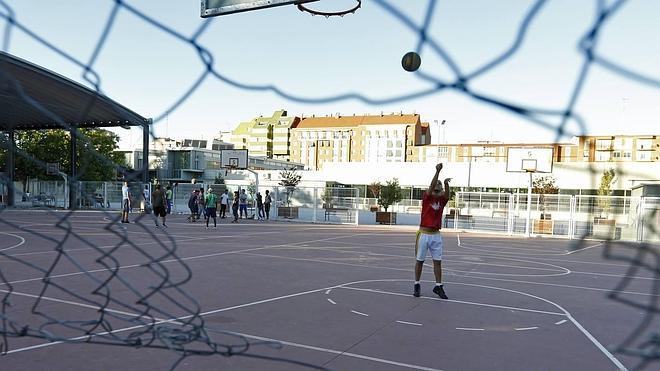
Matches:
[376,211,397,224]
[533,219,554,234]
[278,206,298,219]
[593,218,617,239]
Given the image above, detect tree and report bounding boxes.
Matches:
[597,168,616,214]
[278,167,302,206]
[213,173,225,184]
[247,180,256,200]
[0,129,125,189]
[377,178,403,212]
[368,181,381,200]
[532,175,559,213]
[77,128,126,181]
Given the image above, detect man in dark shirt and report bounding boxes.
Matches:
[151,184,168,228]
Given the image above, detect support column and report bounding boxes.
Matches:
[7,130,15,206]
[142,121,150,185]
[69,129,78,209]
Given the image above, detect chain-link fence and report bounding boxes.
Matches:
[451,191,660,243]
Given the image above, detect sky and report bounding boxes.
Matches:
[2,0,659,150]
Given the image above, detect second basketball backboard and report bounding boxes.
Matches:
[201,0,318,17]
[506,147,554,173]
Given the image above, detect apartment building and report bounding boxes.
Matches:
[578,135,659,163]
[229,110,299,160]
[289,113,431,170]
[414,134,659,165]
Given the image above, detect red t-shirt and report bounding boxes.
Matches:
[420,192,449,229]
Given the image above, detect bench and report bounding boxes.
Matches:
[324,207,352,222]
[491,210,508,218]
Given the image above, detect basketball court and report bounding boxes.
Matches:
[1,209,655,370]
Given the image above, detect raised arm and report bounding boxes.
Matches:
[442,177,452,198]
[426,163,443,195]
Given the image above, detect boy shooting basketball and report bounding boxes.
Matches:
[414,163,451,299]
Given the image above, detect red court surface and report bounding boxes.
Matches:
[0,210,657,370]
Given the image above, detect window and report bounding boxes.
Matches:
[637,138,653,150]
[595,152,611,161]
[637,151,651,161]
[596,139,612,150]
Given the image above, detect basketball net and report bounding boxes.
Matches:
[297,0,361,17]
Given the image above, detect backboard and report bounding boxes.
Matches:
[221,149,248,169]
[201,0,318,17]
[46,162,60,175]
[506,147,553,173]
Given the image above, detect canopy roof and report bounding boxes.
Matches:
[0,51,149,130]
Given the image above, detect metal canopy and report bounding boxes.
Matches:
[0,51,149,130]
[0,51,151,208]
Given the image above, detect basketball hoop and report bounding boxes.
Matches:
[297,0,361,17]
[521,159,537,173]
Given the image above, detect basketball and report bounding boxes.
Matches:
[401,51,421,72]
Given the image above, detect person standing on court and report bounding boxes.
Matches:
[413,163,451,299]
[219,189,229,218]
[151,184,168,228]
[204,187,218,229]
[231,190,240,223]
[264,190,272,220]
[121,181,132,223]
[197,186,206,220]
[142,184,151,214]
[165,185,173,215]
[255,192,264,220]
[239,188,248,219]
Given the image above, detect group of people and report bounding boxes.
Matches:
[121,182,174,225]
[188,187,273,226]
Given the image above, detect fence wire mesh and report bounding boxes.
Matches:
[0,0,659,369]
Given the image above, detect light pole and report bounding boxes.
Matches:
[433,119,446,161]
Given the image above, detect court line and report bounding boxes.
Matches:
[336,279,627,371]
[458,235,605,257]
[234,251,659,297]
[397,320,423,327]
[0,232,26,252]
[555,319,567,325]
[514,327,538,331]
[1,229,374,286]
[293,246,572,277]
[456,327,484,331]
[3,285,445,370]
[338,286,564,316]
[327,298,336,305]
[4,276,626,370]
[350,310,369,317]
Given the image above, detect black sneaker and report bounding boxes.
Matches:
[433,285,448,299]
[413,283,421,297]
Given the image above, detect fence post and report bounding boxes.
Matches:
[637,196,645,242]
[103,182,108,208]
[568,195,576,240]
[454,192,460,231]
[354,188,360,226]
[274,188,279,218]
[507,193,514,235]
[312,187,318,223]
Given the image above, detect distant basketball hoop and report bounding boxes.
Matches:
[506,147,553,174]
[521,159,537,173]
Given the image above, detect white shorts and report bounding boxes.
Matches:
[415,230,443,261]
